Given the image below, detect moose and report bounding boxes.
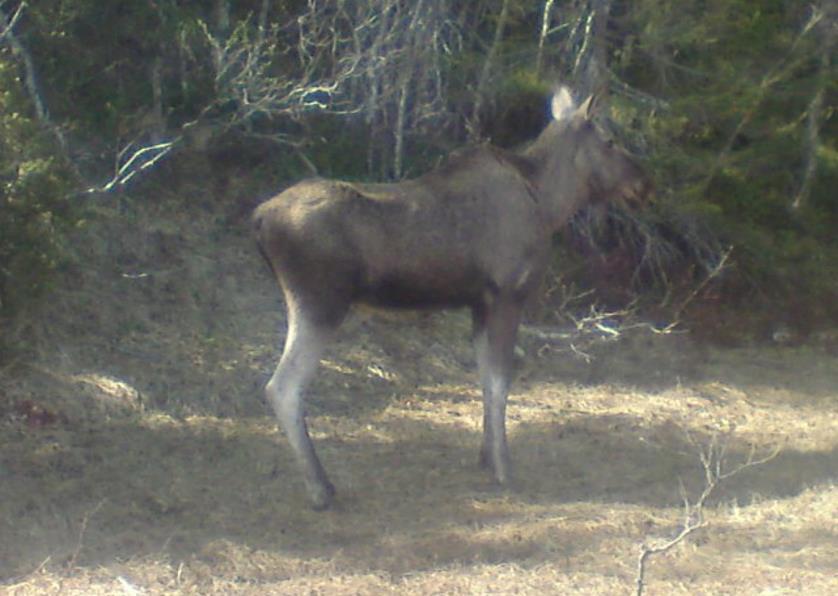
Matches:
[253,87,651,509]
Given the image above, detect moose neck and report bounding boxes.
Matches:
[522,122,586,231]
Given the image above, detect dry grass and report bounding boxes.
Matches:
[1,199,836,595]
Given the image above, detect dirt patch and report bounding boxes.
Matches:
[1,196,836,594]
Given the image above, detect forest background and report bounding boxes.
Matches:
[1,0,836,350]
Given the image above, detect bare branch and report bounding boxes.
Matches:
[0,0,25,39]
[68,498,107,568]
[0,556,51,591]
[671,245,732,319]
[571,0,613,99]
[80,1,466,187]
[85,137,181,194]
[608,70,671,111]
[635,431,781,596]
[521,296,680,361]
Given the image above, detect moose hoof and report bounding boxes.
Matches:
[478,451,511,486]
[492,466,512,486]
[308,480,337,511]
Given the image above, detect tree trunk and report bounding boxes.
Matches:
[792,4,834,210]
[151,56,165,143]
[792,51,827,210]
[214,0,230,35]
[469,0,511,141]
[536,0,556,76]
[572,0,612,99]
[394,79,409,179]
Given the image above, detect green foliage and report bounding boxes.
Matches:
[0,53,76,320]
[610,0,838,320]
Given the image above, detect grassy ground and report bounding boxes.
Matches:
[1,199,835,595]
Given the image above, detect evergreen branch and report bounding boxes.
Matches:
[0,1,80,179]
[699,7,824,196]
[608,70,671,111]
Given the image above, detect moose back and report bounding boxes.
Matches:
[253,87,650,509]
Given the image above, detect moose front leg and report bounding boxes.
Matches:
[473,297,523,485]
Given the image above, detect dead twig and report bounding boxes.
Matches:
[522,296,680,361]
[635,430,781,596]
[88,137,182,194]
[0,555,51,590]
[671,245,732,320]
[67,498,107,569]
[116,575,145,595]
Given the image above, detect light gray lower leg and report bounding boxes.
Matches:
[474,328,511,484]
[265,316,334,509]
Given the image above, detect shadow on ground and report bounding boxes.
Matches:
[2,400,834,580]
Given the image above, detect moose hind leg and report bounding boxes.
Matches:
[266,310,335,510]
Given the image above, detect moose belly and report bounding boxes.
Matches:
[358,266,484,310]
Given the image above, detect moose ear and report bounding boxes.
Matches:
[551,86,576,122]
